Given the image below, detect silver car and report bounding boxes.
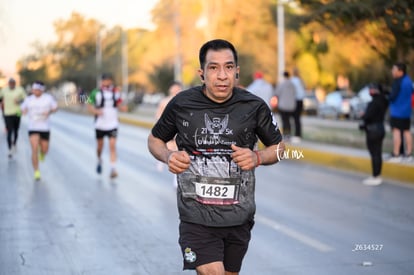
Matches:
[317,91,353,119]
[302,93,319,115]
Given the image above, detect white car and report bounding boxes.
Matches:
[349,86,372,120]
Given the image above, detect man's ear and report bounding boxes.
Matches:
[198,69,205,81]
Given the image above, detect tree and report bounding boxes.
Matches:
[148,62,175,94]
[296,0,414,63]
[52,12,102,91]
[149,0,281,87]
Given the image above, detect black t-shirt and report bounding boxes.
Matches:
[152,85,283,227]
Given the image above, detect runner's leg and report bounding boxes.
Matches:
[97,138,104,160]
[109,136,118,177]
[29,133,40,171]
[96,136,104,174]
[196,261,226,275]
[13,116,21,147]
[39,133,50,156]
[5,116,13,150]
[109,136,117,163]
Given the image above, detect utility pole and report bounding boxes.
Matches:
[173,0,182,83]
[96,28,102,88]
[277,0,286,84]
[121,28,128,95]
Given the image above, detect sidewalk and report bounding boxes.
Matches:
[118,106,414,184]
[291,140,414,184]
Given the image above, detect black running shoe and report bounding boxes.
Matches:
[96,163,102,174]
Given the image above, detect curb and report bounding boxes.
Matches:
[119,116,154,129]
[119,115,414,185]
[293,146,414,184]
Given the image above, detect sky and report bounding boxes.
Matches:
[0,0,157,77]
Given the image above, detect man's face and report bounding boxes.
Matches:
[101,78,113,88]
[8,81,16,90]
[32,89,42,97]
[200,49,239,103]
[391,65,403,78]
[169,84,182,97]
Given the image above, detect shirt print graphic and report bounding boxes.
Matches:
[193,114,233,147]
[183,113,247,206]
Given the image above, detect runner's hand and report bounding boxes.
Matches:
[231,144,256,171]
[118,104,128,112]
[167,151,190,174]
[95,108,103,116]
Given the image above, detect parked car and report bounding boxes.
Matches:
[317,90,354,119]
[302,93,319,115]
[349,86,372,119]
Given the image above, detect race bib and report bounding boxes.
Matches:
[193,177,240,205]
[32,113,46,121]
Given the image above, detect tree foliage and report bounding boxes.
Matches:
[13,0,414,94]
[296,0,414,62]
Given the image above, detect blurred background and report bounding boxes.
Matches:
[0,0,413,108]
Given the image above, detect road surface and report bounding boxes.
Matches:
[1,111,413,275]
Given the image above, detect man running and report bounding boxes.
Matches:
[148,39,285,274]
[20,81,58,180]
[155,81,183,179]
[87,73,127,179]
[0,78,26,158]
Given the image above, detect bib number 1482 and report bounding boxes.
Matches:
[195,182,235,199]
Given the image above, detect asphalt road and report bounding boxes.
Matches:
[1,111,414,275]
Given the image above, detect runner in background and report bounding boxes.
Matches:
[20,81,58,180]
[155,81,183,179]
[87,73,128,179]
[0,78,26,158]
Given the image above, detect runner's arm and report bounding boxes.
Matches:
[231,142,285,171]
[20,98,28,115]
[49,97,58,113]
[116,100,128,112]
[15,88,26,104]
[256,142,285,165]
[148,133,172,164]
[86,89,103,115]
[148,133,190,174]
[113,91,128,112]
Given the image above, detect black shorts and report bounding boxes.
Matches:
[29,131,50,141]
[390,117,411,131]
[179,220,254,272]
[95,128,118,139]
[4,115,21,130]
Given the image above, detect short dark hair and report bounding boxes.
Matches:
[368,82,385,94]
[283,71,290,78]
[199,39,238,69]
[393,62,407,74]
[101,73,114,80]
[33,80,45,86]
[170,81,182,87]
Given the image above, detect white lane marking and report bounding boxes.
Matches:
[255,214,334,252]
